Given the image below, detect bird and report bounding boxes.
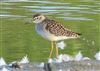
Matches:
[32,13,81,59]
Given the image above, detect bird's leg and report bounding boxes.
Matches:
[55,42,59,58]
[49,41,54,58]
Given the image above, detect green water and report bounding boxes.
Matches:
[0,0,100,62]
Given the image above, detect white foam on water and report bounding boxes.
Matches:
[19,55,29,64]
[83,57,90,60]
[48,58,54,63]
[0,57,6,67]
[62,54,74,62]
[94,51,100,60]
[74,51,83,61]
[57,41,66,50]
[48,54,74,63]
[48,52,91,63]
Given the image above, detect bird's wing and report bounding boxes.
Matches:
[45,19,81,37]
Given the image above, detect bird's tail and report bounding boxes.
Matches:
[76,33,82,36]
[74,32,82,38]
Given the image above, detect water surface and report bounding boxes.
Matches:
[0,0,100,62]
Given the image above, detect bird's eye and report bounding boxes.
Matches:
[33,17,39,20]
[36,17,38,19]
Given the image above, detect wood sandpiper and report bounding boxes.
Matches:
[32,13,81,59]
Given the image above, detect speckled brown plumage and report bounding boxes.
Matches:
[42,18,81,37]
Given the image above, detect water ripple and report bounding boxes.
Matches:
[22,6,90,10]
[31,9,57,12]
[77,5,98,8]
[26,0,70,4]
[77,11,98,14]
[56,17,93,21]
[1,0,70,5]
[31,9,81,14]
[1,7,13,9]
[0,14,26,18]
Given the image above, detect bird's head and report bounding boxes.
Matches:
[32,13,46,24]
